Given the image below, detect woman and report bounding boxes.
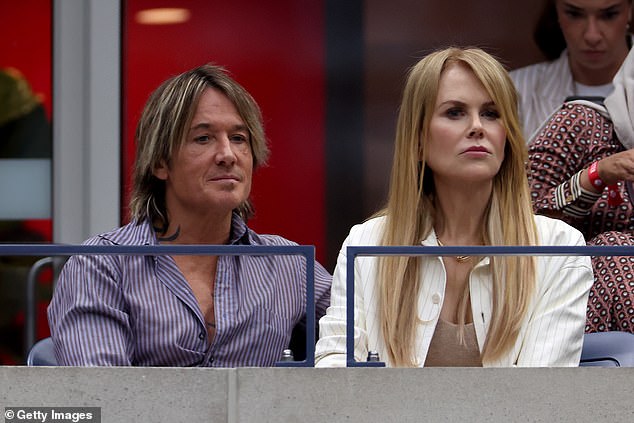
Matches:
[527,48,634,332]
[314,47,593,368]
[511,0,632,141]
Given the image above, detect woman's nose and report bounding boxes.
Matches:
[583,17,603,45]
[467,115,484,138]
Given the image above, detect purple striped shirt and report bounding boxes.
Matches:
[47,214,332,367]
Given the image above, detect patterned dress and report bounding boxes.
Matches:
[527,102,634,333]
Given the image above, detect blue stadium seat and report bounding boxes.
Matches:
[26,337,57,366]
[579,332,634,367]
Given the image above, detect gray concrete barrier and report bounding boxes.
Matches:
[1,367,633,422]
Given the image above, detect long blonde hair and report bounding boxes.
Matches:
[377,47,537,366]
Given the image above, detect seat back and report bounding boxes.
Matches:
[579,332,634,367]
[26,337,57,366]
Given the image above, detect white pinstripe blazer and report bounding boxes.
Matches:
[315,215,593,367]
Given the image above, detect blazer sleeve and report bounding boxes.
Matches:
[314,232,370,367]
[515,221,593,366]
[313,260,333,325]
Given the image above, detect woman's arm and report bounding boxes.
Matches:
[314,236,369,368]
[527,104,623,222]
[515,220,593,366]
[582,149,634,188]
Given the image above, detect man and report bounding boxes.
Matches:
[47,64,332,366]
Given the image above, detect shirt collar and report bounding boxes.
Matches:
[102,213,253,246]
[228,212,252,245]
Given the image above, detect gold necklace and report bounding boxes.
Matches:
[436,238,471,263]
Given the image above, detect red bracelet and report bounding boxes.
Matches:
[587,161,623,206]
[587,161,604,188]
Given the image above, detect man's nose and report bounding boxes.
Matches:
[214,136,237,165]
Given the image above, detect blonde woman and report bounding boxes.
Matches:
[315,47,593,367]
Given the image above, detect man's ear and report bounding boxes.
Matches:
[153,160,169,180]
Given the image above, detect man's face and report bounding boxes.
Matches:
[154,87,253,219]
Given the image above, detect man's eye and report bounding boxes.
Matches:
[230,135,248,143]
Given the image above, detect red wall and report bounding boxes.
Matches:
[0,0,52,120]
[123,0,327,263]
[0,0,52,242]
[0,0,53,363]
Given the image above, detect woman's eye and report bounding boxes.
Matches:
[482,109,500,120]
[600,10,620,20]
[194,135,209,143]
[445,108,463,118]
[564,9,583,19]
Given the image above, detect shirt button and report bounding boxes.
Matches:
[198,332,205,340]
[565,194,574,203]
[432,293,441,304]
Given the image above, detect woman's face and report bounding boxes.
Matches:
[425,63,506,186]
[556,0,631,83]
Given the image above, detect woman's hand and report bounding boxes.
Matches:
[598,151,634,184]
[581,150,634,192]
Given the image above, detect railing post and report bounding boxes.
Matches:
[24,256,54,357]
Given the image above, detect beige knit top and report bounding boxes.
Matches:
[424,319,482,367]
